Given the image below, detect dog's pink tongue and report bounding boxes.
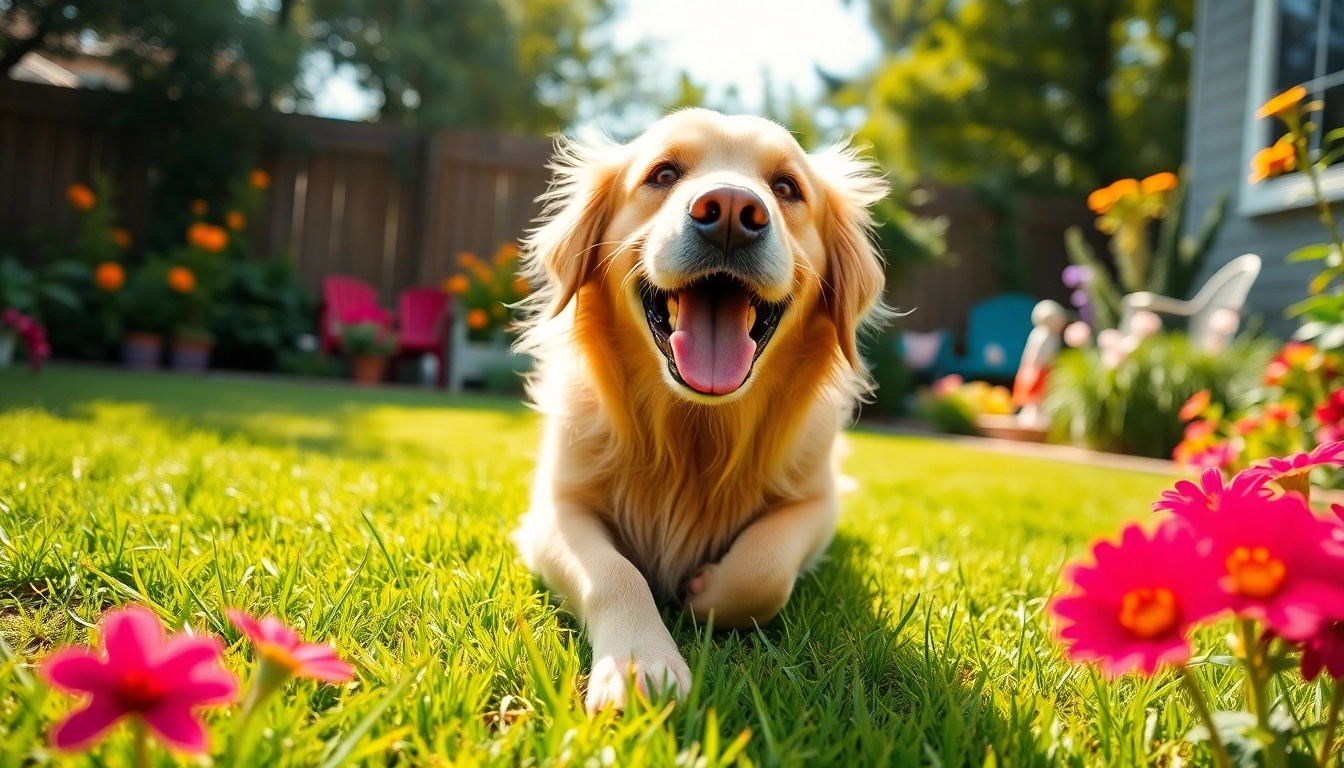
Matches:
[669,289,756,395]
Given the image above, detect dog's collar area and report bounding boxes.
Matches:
[639,274,786,397]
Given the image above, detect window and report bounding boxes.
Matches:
[1242,0,1344,214]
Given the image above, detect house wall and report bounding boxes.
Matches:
[1187,0,1323,338]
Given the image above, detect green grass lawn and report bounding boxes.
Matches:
[0,366,1223,766]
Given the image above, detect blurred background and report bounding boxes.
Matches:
[1,0,1339,471]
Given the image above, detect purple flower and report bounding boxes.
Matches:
[1070,290,1090,309]
[1063,265,1093,288]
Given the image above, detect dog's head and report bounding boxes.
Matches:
[523,108,889,404]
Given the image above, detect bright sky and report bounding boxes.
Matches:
[310,0,881,125]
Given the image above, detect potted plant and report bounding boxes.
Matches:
[441,243,532,391]
[119,261,178,370]
[340,317,396,386]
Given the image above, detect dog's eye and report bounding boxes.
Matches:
[771,176,800,200]
[647,163,680,186]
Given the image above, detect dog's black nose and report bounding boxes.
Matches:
[688,185,769,253]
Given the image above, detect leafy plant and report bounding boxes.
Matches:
[209,259,316,370]
[340,322,396,357]
[443,244,530,342]
[863,323,914,418]
[1046,332,1272,458]
[1064,170,1226,330]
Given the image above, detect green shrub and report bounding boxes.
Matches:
[863,324,913,417]
[920,393,980,436]
[209,260,316,370]
[1045,332,1272,458]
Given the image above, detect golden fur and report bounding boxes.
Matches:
[512,109,888,711]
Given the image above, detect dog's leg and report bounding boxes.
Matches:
[513,502,690,713]
[684,493,837,630]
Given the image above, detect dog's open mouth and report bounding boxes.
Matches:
[640,273,787,396]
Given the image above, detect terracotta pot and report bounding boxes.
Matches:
[122,332,163,371]
[170,338,213,373]
[350,354,386,386]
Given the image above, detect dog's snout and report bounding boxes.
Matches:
[687,185,769,253]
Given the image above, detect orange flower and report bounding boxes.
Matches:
[443,274,470,294]
[493,242,521,266]
[1086,186,1117,214]
[167,266,196,294]
[1109,178,1140,198]
[249,169,270,190]
[111,228,132,249]
[226,210,246,230]
[187,222,229,252]
[94,261,125,291]
[1256,86,1308,120]
[511,276,530,296]
[190,199,208,216]
[1140,172,1178,195]
[67,183,96,211]
[1179,389,1211,422]
[466,308,489,330]
[1249,138,1297,183]
[457,252,478,268]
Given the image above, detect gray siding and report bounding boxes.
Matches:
[1187,0,1323,339]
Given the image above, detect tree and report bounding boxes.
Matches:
[850,0,1194,195]
[0,0,122,75]
[305,0,639,134]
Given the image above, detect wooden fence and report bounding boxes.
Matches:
[0,78,1098,337]
[0,79,554,304]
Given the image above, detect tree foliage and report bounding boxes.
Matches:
[852,0,1194,194]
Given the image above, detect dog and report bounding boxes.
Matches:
[511,108,889,712]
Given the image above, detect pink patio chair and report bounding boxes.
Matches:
[320,276,394,355]
[390,287,452,389]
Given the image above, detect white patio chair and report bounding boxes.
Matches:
[1119,254,1262,353]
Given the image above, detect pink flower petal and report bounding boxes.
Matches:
[50,697,124,750]
[157,634,226,679]
[101,605,165,671]
[141,705,208,754]
[165,668,240,707]
[225,608,263,643]
[41,648,110,695]
[256,616,300,649]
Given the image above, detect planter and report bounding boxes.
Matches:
[170,338,213,374]
[122,332,163,371]
[350,354,386,386]
[448,314,532,392]
[0,329,14,368]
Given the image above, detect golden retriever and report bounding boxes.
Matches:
[511,108,888,712]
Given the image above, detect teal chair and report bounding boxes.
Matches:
[945,293,1038,380]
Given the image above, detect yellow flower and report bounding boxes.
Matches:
[67,183,96,211]
[111,228,132,249]
[1256,86,1308,120]
[1140,172,1178,195]
[443,275,470,294]
[249,169,271,190]
[1249,138,1297,183]
[167,266,196,294]
[466,308,489,330]
[226,210,246,230]
[190,199,208,216]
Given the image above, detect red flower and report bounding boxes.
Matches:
[1051,522,1226,677]
[1300,621,1344,680]
[40,605,238,753]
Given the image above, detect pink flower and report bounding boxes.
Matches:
[1198,490,1344,639]
[1179,390,1211,422]
[1152,466,1271,522]
[226,609,354,683]
[1249,441,1344,479]
[1180,441,1240,471]
[1051,522,1227,677]
[1300,620,1344,681]
[40,605,238,753]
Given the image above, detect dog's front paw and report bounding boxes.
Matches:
[685,562,793,630]
[585,650,690,714]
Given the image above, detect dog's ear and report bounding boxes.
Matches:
[810,143,890,372]
[523,131,628,317]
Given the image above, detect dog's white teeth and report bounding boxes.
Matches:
[667,297,678,328]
